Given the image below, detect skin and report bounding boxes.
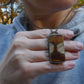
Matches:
[0,0,83,84]
[23,0,78,28]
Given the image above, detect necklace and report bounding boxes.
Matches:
[25,8,73,64]
[48,9,73,64]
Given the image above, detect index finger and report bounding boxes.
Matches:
[25,61,75,77]
[23,29,74,39]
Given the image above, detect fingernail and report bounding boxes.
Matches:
[67,31,74,37]
[76,42,83,49]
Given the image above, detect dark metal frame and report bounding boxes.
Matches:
[48,33,65,64]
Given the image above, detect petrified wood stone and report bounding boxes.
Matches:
[48,34,65,64]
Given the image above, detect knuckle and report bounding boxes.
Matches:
[14,53,22,61]
[57,29,65,34]
[73,41,78,45]
[37,29,50,37]
[14,55,21,62]
[62,64,66,70]
[12,52,25,64]
[58,63,66,71]
[15,32,24,37]
[68,41,73,44]
[64,41,73,46]
[13,40,21,48]
[66,52,79,60]
[14,50,25,57]
[74,56,79,60]
[21,64,31,75]
[14,52,23,57]
[44,64,52,71]
[74,54,79,59]
[75,41,82,45]
[13,39,25,48]
[11,54,21,63]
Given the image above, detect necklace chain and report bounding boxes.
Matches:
[56,8,73,30]
[25,8,73,32]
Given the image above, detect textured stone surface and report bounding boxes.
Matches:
[48,34,65,64]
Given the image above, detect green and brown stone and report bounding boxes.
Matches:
[48,34,65,64]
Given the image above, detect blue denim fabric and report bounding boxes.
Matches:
[0,8,84,84]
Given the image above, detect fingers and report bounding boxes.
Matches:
[65,52,79,60]
[23,29,74,40]
[24,50,79,62]
[26,39,48,50]
[64,41,83,51]
[26,51,49,62]
[20,38,83,52]
[57,29,74,40]
[26,61,75,76]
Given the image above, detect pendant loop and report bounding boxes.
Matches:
[50,28,58,34]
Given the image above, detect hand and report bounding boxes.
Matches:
[0,29,83,84]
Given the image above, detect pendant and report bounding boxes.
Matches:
[48,30,65,64]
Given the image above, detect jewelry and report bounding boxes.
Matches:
[48,30,65,64]
[48,9,73,64]
[25,8,73,64]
